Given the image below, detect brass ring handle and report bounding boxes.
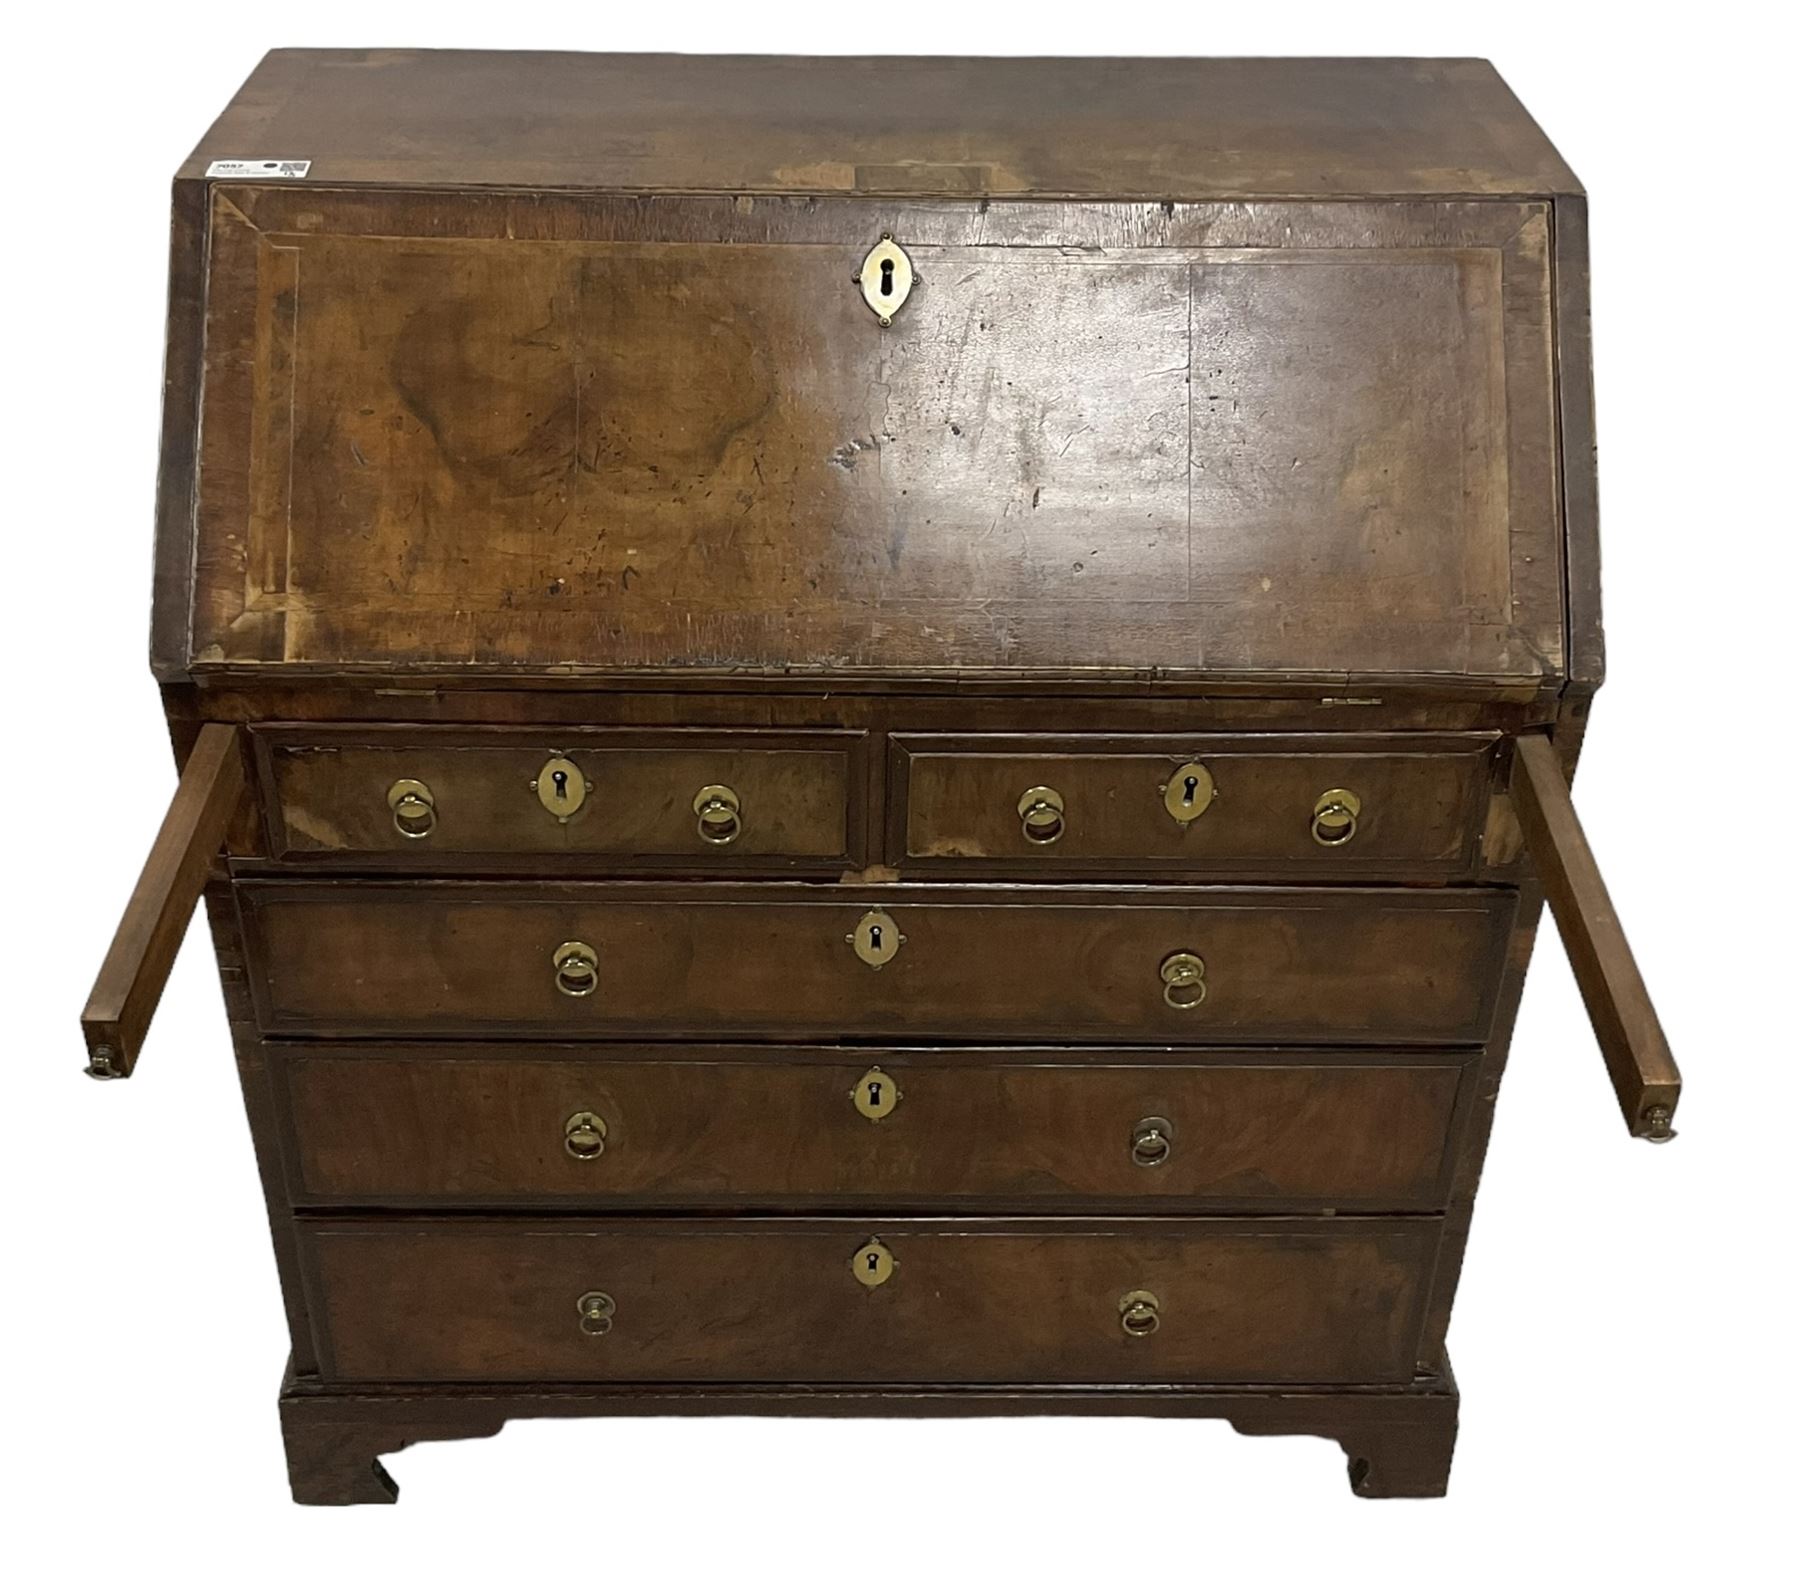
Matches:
[1311,788,1362,847]
[386,778,436,840]
[1017,785,1066,845]
[553,940,599,998]
[1119,1289,1161,1338]
[576,1290,616,1337]
[564,1110,608,1160]
[692,784,742,845]
[1158,951,1207,1010]
[1130,1116,1174,1168]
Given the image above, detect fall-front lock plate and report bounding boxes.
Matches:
[858,235,914,325]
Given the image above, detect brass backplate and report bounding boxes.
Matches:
[852,1239,897,1288]
[1162,761,1217,824]
[852,1066,901,1121]
[533,754,589,821]
[848,909,904,968]
[858,235,914,325]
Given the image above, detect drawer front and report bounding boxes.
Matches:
[253,727,861,866]
[242,884,1516,1043]
[893,733,1496,877]
[301,1218,1439,1385]
[276,1046,1471,1211]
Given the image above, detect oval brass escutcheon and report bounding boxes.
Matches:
[1161,761,1217,825]
[692,783,743,845]
[576,1289,616,1336]
[1130,1116,1174,1168]
[1159,951,1207,1010]
[387,778,437,840]
[564,1110,608,1160]
[532,754,589,821]
[1118,1289,1161,1337]
[848,909,905,968]
[852,1066,901,1121]
[1311,787,1362,847]
[1017,785,1067,845]
[852,1239,897,1288]
[858,234,914,325]
[553,940,600,998]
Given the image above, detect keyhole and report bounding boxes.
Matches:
[879,257,894,298]
[869,924,883,951]
[552,769,569,802]
[868,1081,883,1108]
[866,1252,882,1273]
[1182,774,1199,806]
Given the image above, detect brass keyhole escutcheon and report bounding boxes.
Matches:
[576,1290,616,1337]
[852,1239,897,1288]
[1118,1289,1161,1338]
[1311,788,1362,847]
[858,234,914,325]
[692,783,743,845]
[1161,761,1217,825]
[532,754,589,822]
[852,1066,901,1121]
[387,778,437,839]
[1017,785,1066,845]
[553,940,600,998]
[848,909,905,968]
[1159,951,1207,1010]
[564,1110,608,1160]
[1130,1116,1174,1168]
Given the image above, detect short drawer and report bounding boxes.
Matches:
[891,733,1497,878]
[241,883,1516,1044]
[299,1217,1440,1385]
[274,1045,1473,1211]
[252,726,862,868]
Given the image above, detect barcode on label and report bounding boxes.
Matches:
[205,158,312,179]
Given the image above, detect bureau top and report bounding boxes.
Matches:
[185,51,1579,200]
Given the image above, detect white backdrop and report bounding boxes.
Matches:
[3,5,1791,1583]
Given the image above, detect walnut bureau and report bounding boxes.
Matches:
[83,51,1681,1502]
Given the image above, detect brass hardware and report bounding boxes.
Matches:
[84,1045,124,1080]
[858,234,914,325]
[532,754,590,822]
[1119,1289,1161,1337]
[1641,1106,1678,1144]
[1161,761,1217,825]
[386,778,436,839]
[692,783,743,846]
[1017,785,1066,845]
[553,940,599,998]
[1311,788,1362,847]
[576,1290,616,1337]
[1130,1116,1174,1168]
[1158,951,1207,1010]
[852,1239,897,1288]
[852,1066,901,1121]
[564,1110,608,1160]
[848,909,905,968]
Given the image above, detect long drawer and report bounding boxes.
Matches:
[891,732,1499,879]
[299,1217,1440,1386]
[274,1045,1473,1211]
[240,883,1516,1043]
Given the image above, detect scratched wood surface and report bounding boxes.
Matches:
[183,52,1580,198]
[181,190,1562,681]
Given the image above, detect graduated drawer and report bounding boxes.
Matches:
[251,726,862,869]
[240,883,1516,1044]
[298,1217,1440,1386]
[273,1045,1473,1211]
[891,733,1498,879]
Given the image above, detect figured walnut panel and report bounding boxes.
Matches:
[186,191,1562,681]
